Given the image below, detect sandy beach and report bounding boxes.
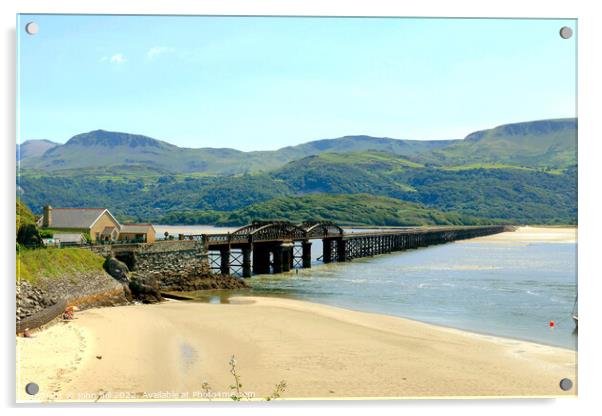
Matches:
[17,294,577,402]
[477,226,577,244]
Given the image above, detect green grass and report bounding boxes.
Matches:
[16,198,36,231]
[17,247,105,284]
[316,151,424,168]
[439,163,564,174]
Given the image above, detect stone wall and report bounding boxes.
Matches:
[89,240,205,257]
[135,247,210,291]
[88,240,246,291]
[16,271,131,332]
[135,240,202,254]
[17,280,57,322]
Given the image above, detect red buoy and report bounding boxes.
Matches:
[549,320,555,328]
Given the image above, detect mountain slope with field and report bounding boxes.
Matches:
[422,118,577,168]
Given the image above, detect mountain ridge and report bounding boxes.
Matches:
[62,130,177,149]
[19,131,455,174]
[18,117,577,174]
[17,139,60,161]
[426,118,577,168]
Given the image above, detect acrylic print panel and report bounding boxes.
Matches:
[16,14,577,402]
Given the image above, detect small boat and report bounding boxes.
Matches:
[572,295,578,328]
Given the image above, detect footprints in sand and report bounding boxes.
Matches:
[27,323,89,401]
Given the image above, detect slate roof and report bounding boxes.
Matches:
[120,223,156,234]
[46,208,112,229]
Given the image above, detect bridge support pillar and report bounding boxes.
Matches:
[323,238,333,263]
[282,244,292,272]
[337,239,347,262]
[302,241,312,268]
[242,246,252,278]
[288,246,294,270]
[220,247,230,276]
[273,245,284,274]
[252,245,270,275]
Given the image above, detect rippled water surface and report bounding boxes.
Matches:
[161,226,577,349]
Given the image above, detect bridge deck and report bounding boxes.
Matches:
[197,225,510,247]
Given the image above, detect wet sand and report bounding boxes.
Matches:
[16,296,576,402]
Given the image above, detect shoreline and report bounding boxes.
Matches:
[232,296,577,354]
[17,295,577,402]
[180,288,577,351]
[473,226,576,244]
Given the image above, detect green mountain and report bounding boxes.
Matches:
[271,151,418,197]
[424,118,577,168]
[20,130,267,175]
[18,151,576,225]
[17,118,577,226]
[276,135,453,161]
[160,194,486,227]
[19,118,576,175]
[17,139,59,161]
[19,130,453,175]
[272,152,576,223]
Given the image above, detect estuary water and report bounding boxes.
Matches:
[155,225,578,350]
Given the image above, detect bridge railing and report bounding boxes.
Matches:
[340,225,506,238]
[193,224,509,246]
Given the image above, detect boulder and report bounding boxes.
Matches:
[103,257,130,283]
[128,274,163,304]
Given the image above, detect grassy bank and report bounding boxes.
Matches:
[17,247,105,284]
[16,199,36,231]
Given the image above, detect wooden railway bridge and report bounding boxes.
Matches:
[184,221,510,278]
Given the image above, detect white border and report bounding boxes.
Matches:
[3,1,601,415]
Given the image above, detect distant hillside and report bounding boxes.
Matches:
[17,139,59,161]
[19,130,452,174]
[424,118,577,168]
[272,151,576,224]
[272,151,419,197]
[18,151,577,225]
[159,194,486,227]
[276,135,453,161]
[17,118,577,225]
[19,118,576,174]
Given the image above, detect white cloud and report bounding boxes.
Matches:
[100,53,125,64]
[146,46,174,60]
[109,53,126,64]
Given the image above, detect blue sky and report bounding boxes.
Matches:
[17,15,576,150]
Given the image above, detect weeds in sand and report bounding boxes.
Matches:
[229,355,243,401]
[266,380,287,401]
[201,381,212,401]
[199,355,287,401]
